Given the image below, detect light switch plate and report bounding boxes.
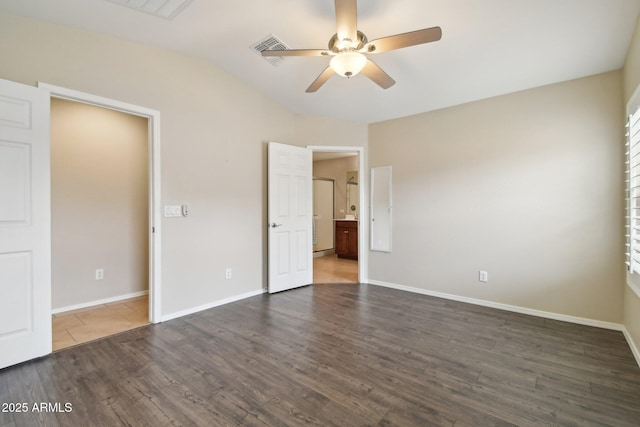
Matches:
[164,205,182,217]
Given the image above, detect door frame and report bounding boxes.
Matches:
[39,83,162,323]
[307,146,367,283]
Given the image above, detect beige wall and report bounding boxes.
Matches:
[5,9,632,333]
[625,286,640,356]
[624,15,640,103]
[0,12,367,317]
[368,71,625,323]
[623,15,640,357]
[51,98,148,309]
[313,156,359,219]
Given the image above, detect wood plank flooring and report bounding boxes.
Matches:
[2,283,640,426]
[313,254,358,283]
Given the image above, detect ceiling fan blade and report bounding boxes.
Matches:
[306,67,336,93]
[335,0,357,42]
[361,60,395,89]
[262,49,330,57]
[363,27,442,54]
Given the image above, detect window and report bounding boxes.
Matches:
[626,101,640,273]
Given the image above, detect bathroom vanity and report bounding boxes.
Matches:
[335,219,358,259]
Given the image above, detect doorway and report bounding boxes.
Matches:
[311,150,360,284]
[39,83,162,350]
[267,143,367,293]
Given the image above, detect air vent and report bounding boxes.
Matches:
[104,0,193,20]
[251,35,289,66]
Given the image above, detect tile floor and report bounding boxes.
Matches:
[313,253,358,283]
[52,295,149,351]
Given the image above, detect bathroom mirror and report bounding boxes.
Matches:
[370,166,392,252]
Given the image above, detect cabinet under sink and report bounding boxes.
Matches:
[335,220,358,260]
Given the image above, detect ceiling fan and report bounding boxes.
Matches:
[262,0,442,93]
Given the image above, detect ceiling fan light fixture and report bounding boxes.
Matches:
[330,51,367,78]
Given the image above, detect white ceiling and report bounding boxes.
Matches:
[2,0,639,123]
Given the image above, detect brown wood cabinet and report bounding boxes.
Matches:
[335,220,358,259]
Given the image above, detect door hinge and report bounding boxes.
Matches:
[152,226,155,233]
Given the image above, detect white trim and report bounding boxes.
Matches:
[161,289,265,322]
[313,249,336,258]
[149,108,162,323]
[37,84,160,118]
[38,82,163,324]
[307,145,367,282]
[367,279,624,331]
[622,326,640,368]
[52,291,149,315]
[627,84,640,283]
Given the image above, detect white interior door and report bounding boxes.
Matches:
[268,142,313,293]
[0,78,51,369]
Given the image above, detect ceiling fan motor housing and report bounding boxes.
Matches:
[328,31,368,53]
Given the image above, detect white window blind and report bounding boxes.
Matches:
[626,106,640,272]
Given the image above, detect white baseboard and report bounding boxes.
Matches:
[52,290,149,315]
[622,326,640,367]
[313,249,336,258]
[369,279,639,368]
[367,279,623,331]
[161,289,265,322]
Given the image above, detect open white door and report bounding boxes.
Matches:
[268,142,313,293]
[0,79,51,369]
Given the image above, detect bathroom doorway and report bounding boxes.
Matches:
[312,151,359,284]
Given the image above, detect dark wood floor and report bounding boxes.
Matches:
[1,283,640,426]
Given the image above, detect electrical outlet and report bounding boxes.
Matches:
[479,270,488,283]
[95,268,104,280]
[225,268,232,279]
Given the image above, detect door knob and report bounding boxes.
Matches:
[270,223,283,228]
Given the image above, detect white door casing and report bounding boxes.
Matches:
[0,78,51,369]
[307,145,366,283]
[268,142,313,293]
